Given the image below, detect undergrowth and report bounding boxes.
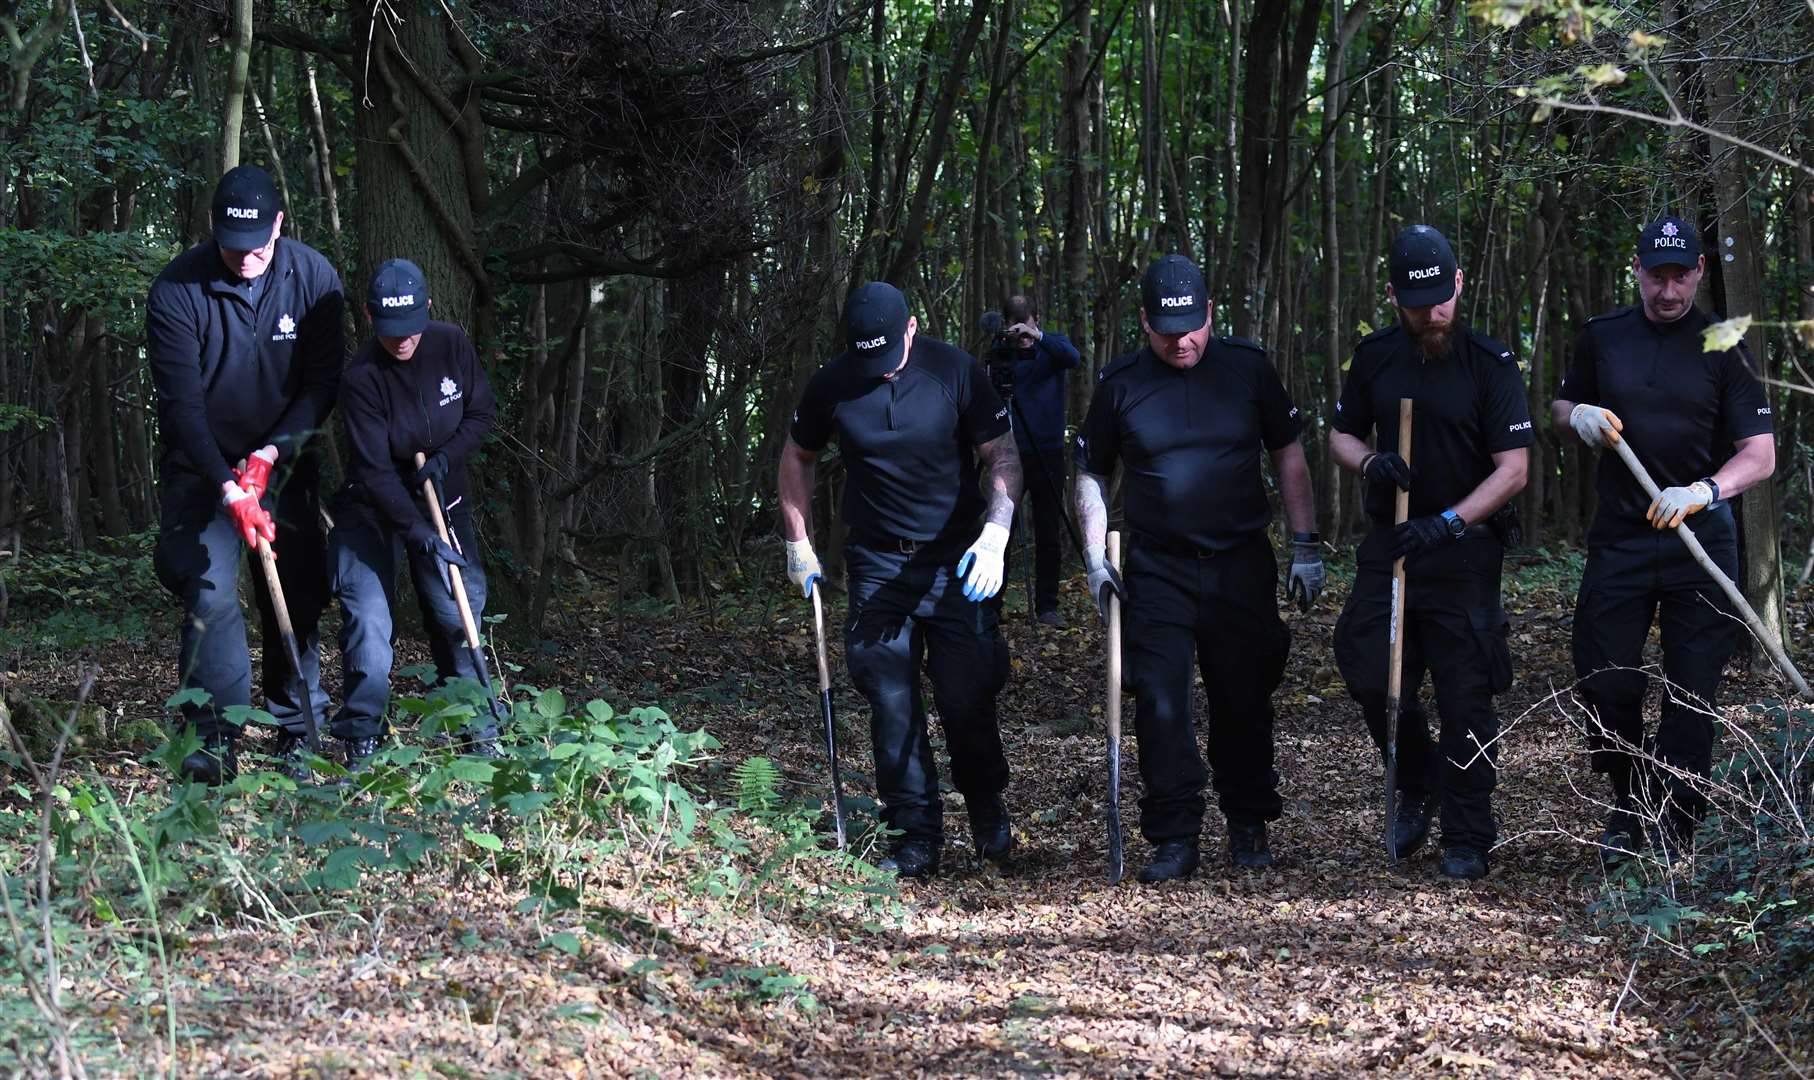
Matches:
[0,678,897,1075]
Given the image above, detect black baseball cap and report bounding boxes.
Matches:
[368,258,431,337]
[1638,215,1701,270]
[1141,255,1207,334]
[843,282,910,378]
[1388,225,1458,308]
[212,165,283,250]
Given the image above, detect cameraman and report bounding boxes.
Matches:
[984,295,1081,626]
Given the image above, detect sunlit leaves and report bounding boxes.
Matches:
[1701,315,1752,353]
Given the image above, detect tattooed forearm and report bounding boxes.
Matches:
[1075,469,1109,549]
[976,432,1023,529]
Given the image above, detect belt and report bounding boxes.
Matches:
[1368,521,1495,541]
[1131,531,1250,559]
[850,534,961,556]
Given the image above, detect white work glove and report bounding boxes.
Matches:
[1648,481,1713,529]
[785,537,821,598]
[1286,539,1325,612]
[1569,403,1624,448]
[1084,544,1126,624]
[957,522,1011,602]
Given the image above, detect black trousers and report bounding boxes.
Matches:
[153,456,329,740]
[1122,535,1290,844]
[328,491,489,741]
[844,539,1012,843]
[1334,530,1512,855]
[1005,443,1065,615]
[1573,507,1740,836]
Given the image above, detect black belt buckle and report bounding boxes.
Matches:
[889,537,921,555]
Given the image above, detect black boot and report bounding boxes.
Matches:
[1228,822,1274,869]
[1391,794,1434,859]
[1440,847,1489,880]
[1599,797,1643,867]
[271,731,314,781]
[1138,839,1200,883]
[342,736,382,772]
[968,793,1015,864]
[877,838,941,880]
[179,733,238,786]
[461,724,504,759]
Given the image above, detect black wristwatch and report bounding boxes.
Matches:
[1440,509,1467,538]
[1700,477,1721,504]
[1290,531,1320,545]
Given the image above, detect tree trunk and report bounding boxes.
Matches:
[220,0,253,171]
[1706,63,1787,647]
[351,0,490,340]
[883,0,992,287]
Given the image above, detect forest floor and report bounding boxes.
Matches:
[6,551,1810,1078]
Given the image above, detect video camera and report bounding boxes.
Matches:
[978,310,1020,401]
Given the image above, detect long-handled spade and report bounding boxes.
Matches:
[254,537,322,756]
[808,584,849,850]
[1384,398,1414,861]
[1105,530,1125,883]
[1605,432,1812,701]
[415,453,509,734]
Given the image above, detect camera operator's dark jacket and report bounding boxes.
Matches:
[989,331,1080,455]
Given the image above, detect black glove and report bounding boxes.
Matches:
[1390,514,1453,560]
[414,451,449,494]
[407,523,468,568]
[1363,451,1413,492]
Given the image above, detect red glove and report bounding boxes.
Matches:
[222,483,276,550]
[235,445,278,502]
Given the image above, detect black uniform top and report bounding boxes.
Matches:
[1558,305,1773,540]
[790,336,1012,545]
[146,237,345,487]
[1334,323,1532,527]
[1076,336,1304,551]
[340,321,496,534]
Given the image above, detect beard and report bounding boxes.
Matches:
[1401,311,1455,360]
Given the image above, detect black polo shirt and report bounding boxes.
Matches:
[790,336,1011,545]
[340,321,497,534]
[1075,336,1303,551]
[1558,305,1773,541]
[1334,323,1532,527]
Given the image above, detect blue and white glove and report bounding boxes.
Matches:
[785,537,822,598]
[957,523,1011,601]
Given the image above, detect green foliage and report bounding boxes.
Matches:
[732,755,783,814]
[0,228,170,336]
[1597,700,1814,1040]
[0,534,167,652]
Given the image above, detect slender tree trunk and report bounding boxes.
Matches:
[883,0,992,286]
[220,0,253,171]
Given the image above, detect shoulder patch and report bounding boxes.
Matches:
[1217,334,1267,356]
[1097,350,1139,382]
[1466,328,1518,365]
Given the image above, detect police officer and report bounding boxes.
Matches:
[1330,225,1530,881]
[981,294,1081,626]
[147,165,343,783]
[778,282,1024,879]
[1074,255,1323,882]
[331,260,498,766]
[1552,215,1775,859]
